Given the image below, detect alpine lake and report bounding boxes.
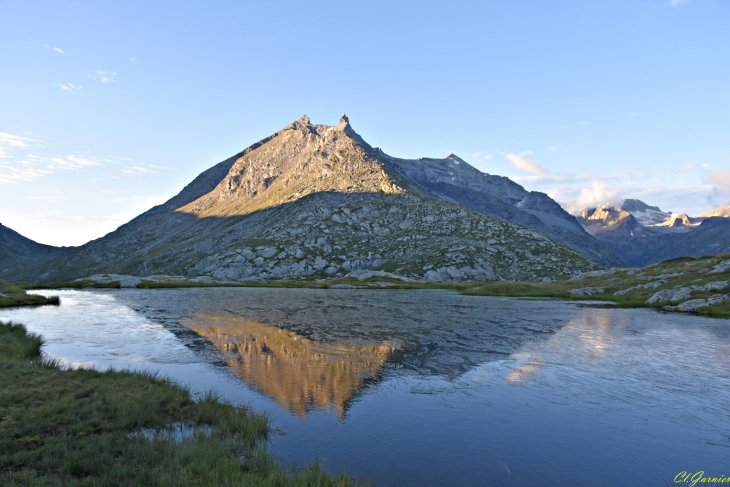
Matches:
[1,287,728,486]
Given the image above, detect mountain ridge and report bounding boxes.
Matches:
[3,114,612,282]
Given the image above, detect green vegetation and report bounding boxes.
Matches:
[0,322,365,486]
[0,281,59,309]
[464,253,730,318]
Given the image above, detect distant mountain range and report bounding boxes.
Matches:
[564,199,730,266]
[0,114,608,283]
[2,115,727,282]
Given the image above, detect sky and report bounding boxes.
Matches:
[1,0,729,247]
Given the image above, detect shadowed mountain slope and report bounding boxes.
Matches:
[384,154,622,267]
[5,115,601,283]
[0,223,72,277]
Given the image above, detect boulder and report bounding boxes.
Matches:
[646,289,675,304]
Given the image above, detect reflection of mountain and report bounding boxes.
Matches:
[181,315,396,419]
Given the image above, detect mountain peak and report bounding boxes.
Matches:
[444,153,466,164]
[340,113,349,124]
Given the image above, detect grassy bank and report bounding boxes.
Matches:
[0,322,363,486]
[0,281,59,309]
[464,253,730,318]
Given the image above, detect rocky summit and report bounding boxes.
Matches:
[3,115,603,283]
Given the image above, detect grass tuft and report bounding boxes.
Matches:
[0,280,59,309]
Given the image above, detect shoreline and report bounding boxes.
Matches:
[14,252,730,319]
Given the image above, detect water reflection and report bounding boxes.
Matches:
[182,315,397,418]
[504,352,544,383]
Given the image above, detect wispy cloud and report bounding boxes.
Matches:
[0,132,39,158]
[631,111,643,117]
[121,165,158,176]
[52,47,64,54]
[471,151,494,163]
[56,83,81,92]
[129,58,139,62]
[578,121,590,125]
[504,151,548,174]
[0,132,107,184]
[667,0,688,7]
[91,70,116,83]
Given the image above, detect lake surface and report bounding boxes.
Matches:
[1,288,728,486]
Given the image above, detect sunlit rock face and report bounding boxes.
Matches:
[5,115,602,283]
[181,315,397,418]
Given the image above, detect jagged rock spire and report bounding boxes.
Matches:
[340,113,349,124]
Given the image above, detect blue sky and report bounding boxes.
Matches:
[1,0,728,246]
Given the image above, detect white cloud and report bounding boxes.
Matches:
[0,132,39,158]
[702,168,730,197]
[57,83,81,92]
[129,58,139,62]
[566,179,623,214]
[92,70,116,83]
[667,0,688,6]
[52,47,64,53]
[504,153,548,174]
[0,132,107,184]
[121,165,158,176]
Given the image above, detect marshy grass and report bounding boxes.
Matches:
[0,280,59,309]
[0,322,367,486]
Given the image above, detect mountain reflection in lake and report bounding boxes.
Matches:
[182,315,396,418]
[1,288,729,487]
